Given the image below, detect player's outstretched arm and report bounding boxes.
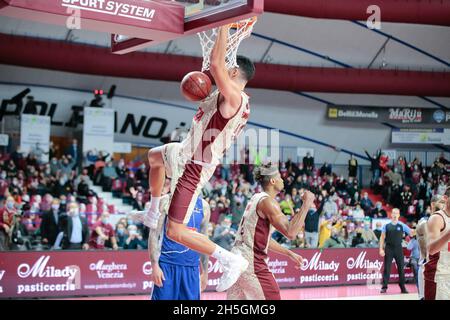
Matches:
[259,191,315,240]
[210,25,242,112]
[427,214,450,255]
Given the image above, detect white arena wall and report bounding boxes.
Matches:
[0,65,448,166]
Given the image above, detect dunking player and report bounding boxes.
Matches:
[149,179,211,300]
[227,164,314,300]
[137,24,255,292]
[424,186,450,300]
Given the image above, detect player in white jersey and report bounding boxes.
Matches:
[416,194,446,299]
[424,186,450,300]
[137,24,255,292]
[228,164,315,300]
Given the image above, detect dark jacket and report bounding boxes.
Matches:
[40,210,63,246]
[61,215,90,249]
[364,150,381,171]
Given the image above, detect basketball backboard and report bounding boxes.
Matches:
[0,0,262,54]
[111,0,263,54]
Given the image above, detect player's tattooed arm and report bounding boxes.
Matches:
[148,197,168,264]
[200,200,211,272]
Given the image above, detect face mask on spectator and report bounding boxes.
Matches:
[102,218,108,224]
[127,219,134,226]
[0,172,6,179]
[376,203,382,209]
[364,225,370,230]
[129,229,137,236]
[117,228,125,235]
[70,209,79,217]
[52,204,59,211]
[6,202,14,210]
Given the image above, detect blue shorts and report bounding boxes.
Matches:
[151,262,200,300]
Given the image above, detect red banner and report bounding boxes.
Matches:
[0,248,413,298]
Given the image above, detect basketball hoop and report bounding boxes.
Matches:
[198,16,257,72]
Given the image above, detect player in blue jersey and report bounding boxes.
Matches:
[148,186,211,300]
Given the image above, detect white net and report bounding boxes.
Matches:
[198,17,257,72]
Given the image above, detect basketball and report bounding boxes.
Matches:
[180,71,212,101]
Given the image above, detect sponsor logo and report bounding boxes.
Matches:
[16,256,78,295]
[142,261,152,276]
[61,0,156,22]
[208,260,223,273]
[388,108,422,123]
[143,281,153,290]
[268,259,288,274]
[17,256,77,279]
[89,260,127,279]
[328,108,338,118]
[433,110,445,123]
[346,251,383,270]
[337,110,379,119]
[300,252,340,272]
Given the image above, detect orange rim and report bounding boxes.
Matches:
[230,16,257,29]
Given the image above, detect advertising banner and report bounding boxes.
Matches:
[0,248,413,298]
[83,107,115,156]
[327,105,450,125]
[19,114,51,163]
[391,128,448,145]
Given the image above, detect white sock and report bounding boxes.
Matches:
[148,196,161,213]
[212,245,235,263]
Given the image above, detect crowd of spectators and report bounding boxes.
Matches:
[0,140,448,253]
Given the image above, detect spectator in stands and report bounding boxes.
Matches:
[400,185,413,215]
[437,179,447,195]
[351,228,366,248]
[89,212,118,250]
[0,196,17,250]
[132,192,145,211]
[407,229,420,290]
[115,222,128,249]
[279,194,294,215]
[373,221,383,240]
[319,162,332,177]
[396,156,406,177]
[360,192,374,215]
[322,194,338,219]
[348,155,358,178]
[370,202,387,218]
[365,149,381,185]
[361,221,378,247]
[61,202,89,250]
[40,199,63,248]
[302,152,314,173]
[351,203,365,221]
[304,204,320,248]
[212,215,235,251]
[124,224,147,250]
[385,167,402,186]
[100,161,117,191]
[66,139,80,168]
[322,228,346,248]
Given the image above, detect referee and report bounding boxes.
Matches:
[379,208,412,294]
